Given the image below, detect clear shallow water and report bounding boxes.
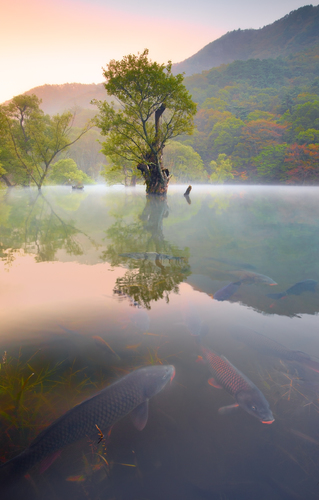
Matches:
[0,185,319,499]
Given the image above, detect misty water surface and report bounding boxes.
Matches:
[1,185,319,499]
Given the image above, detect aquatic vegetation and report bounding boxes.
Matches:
[53,359,98,408]
[92,336,120,360]
[142,347,167,366]
[0,349,63,458]
[261,362,319,413]
[0,350,103,464]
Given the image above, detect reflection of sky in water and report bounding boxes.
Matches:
[1,186,319,499]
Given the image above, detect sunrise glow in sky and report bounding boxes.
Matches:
[0,0,315,103]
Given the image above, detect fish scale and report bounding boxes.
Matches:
[1,365,174,480]
[201,347,252,396]
[197,343,274,423]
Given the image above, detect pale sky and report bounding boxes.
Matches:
[0,0,315,103]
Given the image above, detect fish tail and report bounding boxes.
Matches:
[0,449,33,485]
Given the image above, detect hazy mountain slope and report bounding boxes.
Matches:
[23,83,106,115]
[172,5,319,76]
[6,5,319,115]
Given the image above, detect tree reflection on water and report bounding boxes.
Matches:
[0,189,97,265]
[101,195,191,309]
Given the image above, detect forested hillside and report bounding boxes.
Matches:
[178,45,319,184]
[173,5,319,76]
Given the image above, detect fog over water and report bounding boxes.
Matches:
[1,185,319,499]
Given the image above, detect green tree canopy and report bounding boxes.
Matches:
[255,144,288,182]
[209,154,234,184]
[100,156,141,187]
[0,95,92,189]
[163,141,207,183]
[94,49,197,194]
[49,159,94,185]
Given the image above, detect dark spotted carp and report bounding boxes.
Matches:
[198,345,274,423]
[230,270,277,285]
[267,279,317,300]
[0,365,175,481]
[213,281,242,301]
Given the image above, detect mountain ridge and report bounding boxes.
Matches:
[3,5,319,114]
[172,4,319,76]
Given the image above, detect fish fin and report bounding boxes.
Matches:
[208,378,223,389]
[218,404,240,415]
[130,401,149,431]
[38,450,62,473]
[196,355,205,364]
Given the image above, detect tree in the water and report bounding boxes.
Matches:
[94,49,197,195]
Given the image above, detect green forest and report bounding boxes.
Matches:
[179,45,319,184]
[1,44,319,187]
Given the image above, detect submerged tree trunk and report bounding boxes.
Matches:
[139,194,169,246]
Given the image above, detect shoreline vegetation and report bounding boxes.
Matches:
[1,7,319,190]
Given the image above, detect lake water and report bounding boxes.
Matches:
[1,185,319,499]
